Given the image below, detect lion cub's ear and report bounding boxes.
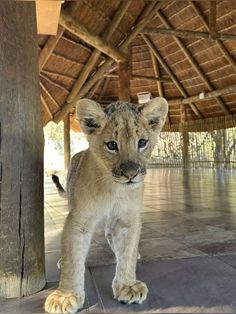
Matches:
[140,97,168,132]
[76,99,105,134]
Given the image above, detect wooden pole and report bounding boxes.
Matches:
[0,1,45,298]
[118,61,131,102]
[63,114,71,170]
[180,104,189,168]
[141,27,236,41]
[105,73,172,82]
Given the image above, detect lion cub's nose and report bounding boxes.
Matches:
[120,161,140,179]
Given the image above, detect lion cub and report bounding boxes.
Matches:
[45,98,168,313]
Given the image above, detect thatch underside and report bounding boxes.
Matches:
[38,0,236,131]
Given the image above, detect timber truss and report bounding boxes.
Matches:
[39,0,236,128]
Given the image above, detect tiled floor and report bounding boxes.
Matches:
[1,168,236,313]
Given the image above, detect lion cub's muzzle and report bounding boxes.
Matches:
[112,161,146,184]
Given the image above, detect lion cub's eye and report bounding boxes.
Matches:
[106,141,118,151]
[138,138,148,149]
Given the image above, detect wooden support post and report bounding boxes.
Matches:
[0,1,45,298]
[180,104,189,168]
[118,60,131,102]
[63,114,71,170]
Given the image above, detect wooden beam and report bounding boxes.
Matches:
[105,73,172,82]
[141,27,236,41]
[99,77,110,100]
[156,10,230,115]
[59,11,127,62]
[54,1,131,123]
[189,1,236,72]
[87,79,104,98]
[180,104,189,168]
[142,34,203,119]
[209,1,217,39]
[41,94,53,120]
[40,72,70,94]
[150,52,163,97]
[38,25,64,72]
[40,82,60,109]
[150,51,171,124]
[168,84,236,106]
[54,1,160,123]
[36,0,62,35]
[63,114,71,171]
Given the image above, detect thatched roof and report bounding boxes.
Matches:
[38,0,236,131]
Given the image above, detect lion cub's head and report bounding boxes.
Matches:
[76,98,168,186]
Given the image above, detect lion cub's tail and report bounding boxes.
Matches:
[52,174,67,199]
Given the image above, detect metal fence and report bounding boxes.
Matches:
[150,127,236,169]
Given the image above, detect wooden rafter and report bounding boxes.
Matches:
[59,11,127,62]
[40,82,60,109]
[38,25,64,72]
[150,52,163,97]
[40,72,70,94]
[168,84,236,106]
[53,1,132,123]
[104,73,172,83]
[54,1,161,123]
[150,51,171,124]
[99,77,111,101]
[142,34,203,119]
[41,94,53,120]
[189,1,236,72]
[141,27,236,41]
[88,79,104,98]
[156,9,230,115]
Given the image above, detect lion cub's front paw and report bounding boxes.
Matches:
[44,289,85,313]
[113,281,148,305]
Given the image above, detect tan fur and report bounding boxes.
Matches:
[45,98,168,313]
